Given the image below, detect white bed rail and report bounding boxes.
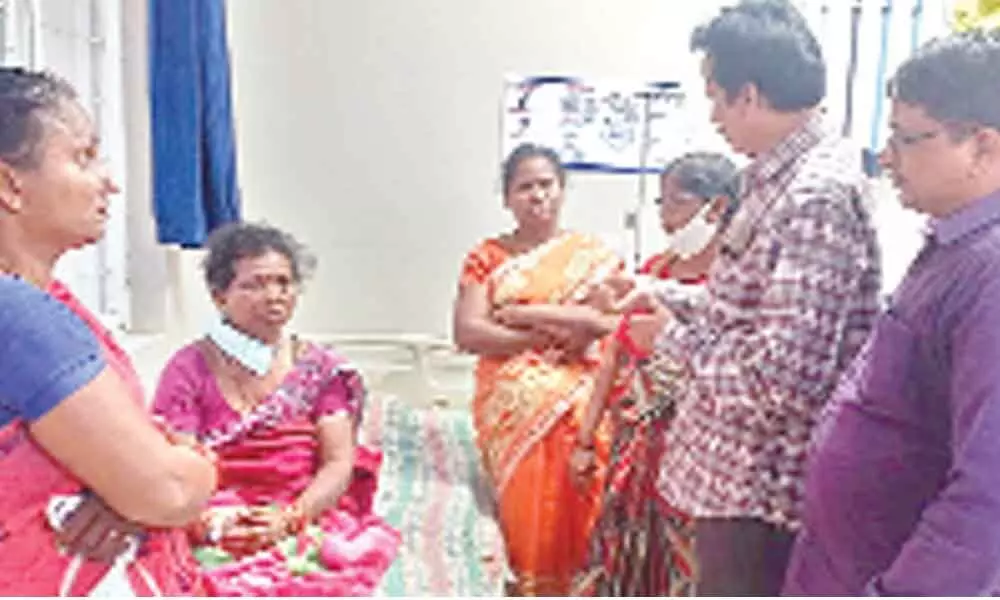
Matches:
[309,333,477,410]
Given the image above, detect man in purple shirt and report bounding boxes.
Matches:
[783,30,1000,596]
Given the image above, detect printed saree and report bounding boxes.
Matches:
[152,342,401,597]
[573,268,705,597]
[464,231,622,595]
[574,346,697,596]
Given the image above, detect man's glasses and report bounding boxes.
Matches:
[885,128,940,152]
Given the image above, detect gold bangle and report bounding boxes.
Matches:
[282,503,308,535]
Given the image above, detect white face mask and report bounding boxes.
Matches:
[664,203,718,260]
[206,316,275,376]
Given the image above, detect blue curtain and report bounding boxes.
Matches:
[149,0,242,248]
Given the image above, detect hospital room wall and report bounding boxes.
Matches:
[127,0,951,349]
[219,0,730,338]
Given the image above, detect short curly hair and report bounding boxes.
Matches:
[202,222,316,293]
[0,67,78,168]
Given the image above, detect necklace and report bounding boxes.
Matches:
[206,338,289,414]
[222,355,272,413]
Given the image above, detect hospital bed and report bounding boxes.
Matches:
[313,334,507,597]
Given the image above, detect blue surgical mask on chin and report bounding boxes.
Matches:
[206,315,275,376]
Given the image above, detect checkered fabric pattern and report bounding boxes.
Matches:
[654,116,882,530]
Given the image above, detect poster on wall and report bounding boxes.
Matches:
[500,75,693,173]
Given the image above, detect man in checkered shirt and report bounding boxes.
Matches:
[625,0,882,594]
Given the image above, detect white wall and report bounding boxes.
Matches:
[1,0,133,330]
[123,0,954,354]
[221,0,734,338]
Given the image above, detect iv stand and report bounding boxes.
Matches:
[628,84,677,273]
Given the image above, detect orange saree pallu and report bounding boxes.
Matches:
[468,232,620,596]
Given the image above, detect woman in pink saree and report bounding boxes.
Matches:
[152,223,400,596]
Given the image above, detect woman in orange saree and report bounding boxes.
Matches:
[453,143,622,596]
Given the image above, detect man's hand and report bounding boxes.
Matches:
[580,281,619,314]
[613,285,662,316]
[56,494,143,564]
[600,273,638,299]
[620,306,673,357]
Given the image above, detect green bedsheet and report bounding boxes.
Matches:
[361,394,507,597]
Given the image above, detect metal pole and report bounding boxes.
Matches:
[910,0,924,53]
[843,0,863,137]
[869,0,894,151]
[632,89,654,273]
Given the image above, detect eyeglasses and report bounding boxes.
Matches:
[885,128,940,151]
[233,277,297,295]
[653,191,706,209]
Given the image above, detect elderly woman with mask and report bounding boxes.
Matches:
[571,152,739,597]
[151,222,401,597]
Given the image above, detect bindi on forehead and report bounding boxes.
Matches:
[514,160,557,182]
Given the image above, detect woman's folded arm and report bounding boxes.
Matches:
[29,367,218,527]
[453,282,545,356]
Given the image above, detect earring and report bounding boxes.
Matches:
[0,176,22,212]
[0,193,19,212]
